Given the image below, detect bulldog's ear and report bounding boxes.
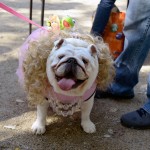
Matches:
[88,44,97,56]
[54,39,67,49]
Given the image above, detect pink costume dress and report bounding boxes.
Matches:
[16,28,96,116]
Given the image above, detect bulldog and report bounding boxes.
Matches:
[16,29,114,135]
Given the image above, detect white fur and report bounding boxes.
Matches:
[81,94,96,133]
[32,38,99,134]
[47,38,98,96]
[32,95,96,134]
[32,100,49,134]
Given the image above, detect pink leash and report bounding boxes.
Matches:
[0,2,48,32]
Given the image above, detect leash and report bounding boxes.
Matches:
[0,2,48,32]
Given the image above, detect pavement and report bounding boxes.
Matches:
[0,0,150,150]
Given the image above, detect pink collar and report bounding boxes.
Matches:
[47,82,97,104]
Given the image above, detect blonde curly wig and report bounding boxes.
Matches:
[21,30,115,106]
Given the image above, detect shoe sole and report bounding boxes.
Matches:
[95,92,134,99]
[120,119,150,130]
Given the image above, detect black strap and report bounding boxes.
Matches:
[84,88,96,101]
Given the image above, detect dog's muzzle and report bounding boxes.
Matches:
[64,57,77,77]
[55,57,87,91]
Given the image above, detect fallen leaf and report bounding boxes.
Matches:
[4,125,16,130]
[104,134,111,138]
[16,99,24,103]
[109,108,118,112]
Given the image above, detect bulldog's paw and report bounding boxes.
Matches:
[81,121,96,133]
[31,121,46,135]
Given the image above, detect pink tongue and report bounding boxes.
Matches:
[58,78,75,91]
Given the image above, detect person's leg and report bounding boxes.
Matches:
[91,0,116,36]
[96,0,150,98]
[120,74,150,129]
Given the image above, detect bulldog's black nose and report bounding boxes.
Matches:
[67,58,77,64]
[65,58,77,77]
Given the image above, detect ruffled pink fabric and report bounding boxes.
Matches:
[48,82,96,103]
[16,28,96,103]
[16,28,50,85]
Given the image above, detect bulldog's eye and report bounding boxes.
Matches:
[82,58,88,64]
[58,55,65,59]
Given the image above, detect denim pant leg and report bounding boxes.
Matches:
[91,0,116,36]
[143,75,150,113]
[110,0,150,96]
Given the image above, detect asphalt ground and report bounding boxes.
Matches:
[1,0,150,150]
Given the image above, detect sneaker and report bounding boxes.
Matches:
[95,89,134,99]
[120,108,150,129]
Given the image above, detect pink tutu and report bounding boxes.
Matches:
[16,28,96,105]
[16,28,50,85]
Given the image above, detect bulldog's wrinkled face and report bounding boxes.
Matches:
[46,38,99,96]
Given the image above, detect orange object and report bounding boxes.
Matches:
[103,12,126,59]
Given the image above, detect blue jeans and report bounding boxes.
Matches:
[143,75,150,113]
[91,0,116,36]
[110,0,150,109]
